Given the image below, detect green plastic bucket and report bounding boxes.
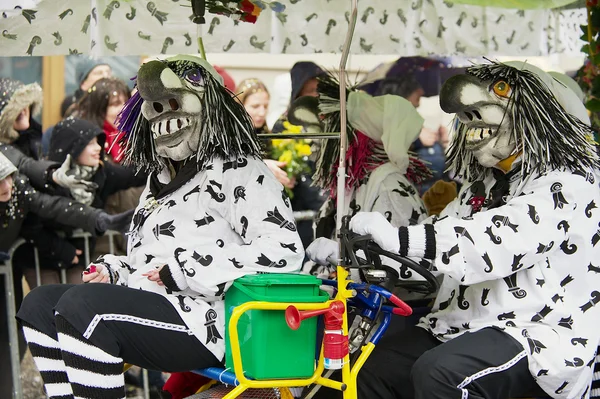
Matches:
[224,273,329,380]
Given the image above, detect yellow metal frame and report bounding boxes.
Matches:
[222,266,372,399]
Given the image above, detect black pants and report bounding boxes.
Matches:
[360,326,547,399]
[316,325,546,399]
[16,283,221,373]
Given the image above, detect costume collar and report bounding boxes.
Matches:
[149,159,199,200]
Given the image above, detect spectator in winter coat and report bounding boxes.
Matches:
[0,78,93,193]
[67,77,131,163]
[22,117,145,288]
[0,152,131,399]
[66,77,144,257]
[235,78,295,189]
[0,77,124,285]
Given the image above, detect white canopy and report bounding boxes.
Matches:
[0,0,586,57]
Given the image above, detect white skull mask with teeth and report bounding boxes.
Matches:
[451,79,516,168]
[139,66,205,161]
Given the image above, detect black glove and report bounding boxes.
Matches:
[95,209,135,234]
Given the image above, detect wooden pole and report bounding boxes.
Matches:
[41,55,65,130]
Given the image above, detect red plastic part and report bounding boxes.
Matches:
[389,294,413,316]
[284,301,349,361]
[323,330,349,360]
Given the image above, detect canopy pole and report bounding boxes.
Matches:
[336,0,358,242]
[197,25,207,60]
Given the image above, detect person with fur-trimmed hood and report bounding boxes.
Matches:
[0,78,92,192]
[308,61,600,399]
[15,55,304,398]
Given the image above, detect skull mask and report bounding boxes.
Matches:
[117,55,261,172]
[439,61,599,180]
[137,60,204,161]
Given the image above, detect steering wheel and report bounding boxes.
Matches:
[338,216,439,295]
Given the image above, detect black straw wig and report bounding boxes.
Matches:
[446,61,600,181]
[116,59,261,173]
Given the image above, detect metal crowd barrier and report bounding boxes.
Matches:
[2,238,25,399]
[6,210,317,399]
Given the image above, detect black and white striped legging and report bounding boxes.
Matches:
[17,283,221,399]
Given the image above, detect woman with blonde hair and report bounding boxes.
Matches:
[235,78,294,189]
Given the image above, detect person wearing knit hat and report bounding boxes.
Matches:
[0,151,17,197]
[60,58,112,117]
[18,117,144,289]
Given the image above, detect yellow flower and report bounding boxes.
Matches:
[278,150,293,164]
[282,121,303,134]
[295,143,312,157]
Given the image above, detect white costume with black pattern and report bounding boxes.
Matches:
[16,56,305,399]
[338,61,600,399]
[407,168,600,398]
[98,156,303,361]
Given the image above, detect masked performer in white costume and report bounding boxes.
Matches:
[308,61,600,399]
[16,55,303,399]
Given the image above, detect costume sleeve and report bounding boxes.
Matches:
[21,175,103,234]
[159,158,304,295]
[1,144,58,190]
[371,177,426,227]
[398,172,581,285]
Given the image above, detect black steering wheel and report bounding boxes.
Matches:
[338,216,439,295]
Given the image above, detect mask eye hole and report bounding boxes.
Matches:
[184,68,204,85]
[492,80,512,98]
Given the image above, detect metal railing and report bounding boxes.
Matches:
[2,238,25,399]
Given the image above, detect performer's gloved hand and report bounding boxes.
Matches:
[350,212,399,253]
[306,237,339,266]
[95,209,135,234]
[52,155,98,191]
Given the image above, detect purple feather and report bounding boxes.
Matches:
[116,90,143,139]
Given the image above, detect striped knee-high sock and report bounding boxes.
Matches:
[591,350,600,399]
[21,322,74,399]
[55,315,125,399]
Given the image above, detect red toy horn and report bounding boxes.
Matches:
[285,301,345,330]
[285,306,330,330]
